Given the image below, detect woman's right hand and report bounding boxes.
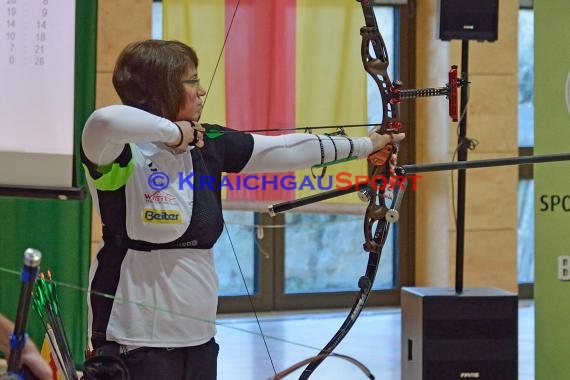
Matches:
[167,121,205,153]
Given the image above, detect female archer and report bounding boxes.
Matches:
[80,39,404,379]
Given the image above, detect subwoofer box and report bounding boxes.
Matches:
[401,287,518,380]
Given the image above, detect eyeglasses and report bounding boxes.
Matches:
[182,78,201,88]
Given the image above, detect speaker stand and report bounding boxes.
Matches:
[455,39,469,293]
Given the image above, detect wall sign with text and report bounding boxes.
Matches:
[0,0,76,187]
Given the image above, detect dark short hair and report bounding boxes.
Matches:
[112,40,198,121]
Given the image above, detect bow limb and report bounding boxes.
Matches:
[268,353,375,380]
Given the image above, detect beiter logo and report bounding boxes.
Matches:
[142,208,182,224]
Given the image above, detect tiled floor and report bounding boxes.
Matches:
[216,301,534,379]
[0,301,534,379]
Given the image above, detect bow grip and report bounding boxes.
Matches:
[368,144,394,166]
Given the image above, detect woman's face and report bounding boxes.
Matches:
[176,65,206,121]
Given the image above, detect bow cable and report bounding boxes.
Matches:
[190,0,278,375]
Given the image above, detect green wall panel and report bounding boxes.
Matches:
[0,197,91,366]
[534,0,570,378]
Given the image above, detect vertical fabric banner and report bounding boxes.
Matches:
[163,0,369,206]
[534,0,570,379]
[163,0,227,127]
[164,0,296,202]
[223,0,296,202]
[294,1,368,203]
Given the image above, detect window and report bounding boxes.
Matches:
[214,211,257,296]
[284,213,396,293]
[518,6,534,286]
[518,9,534,148]
[283,6,398,295]
[152,1,162,39]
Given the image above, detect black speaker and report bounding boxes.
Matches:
[437,0,499,41]
[401,287,518,380]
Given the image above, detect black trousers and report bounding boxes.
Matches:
[121,338,219,380]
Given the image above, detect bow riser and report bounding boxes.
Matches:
[360,33,401,134]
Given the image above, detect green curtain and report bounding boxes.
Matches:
[0,197,91,366]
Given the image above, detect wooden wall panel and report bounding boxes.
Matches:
[91,1,152,259]
[415,0,519,293]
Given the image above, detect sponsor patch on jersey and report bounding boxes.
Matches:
[144,190,177,204]
[142,208,182,224]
